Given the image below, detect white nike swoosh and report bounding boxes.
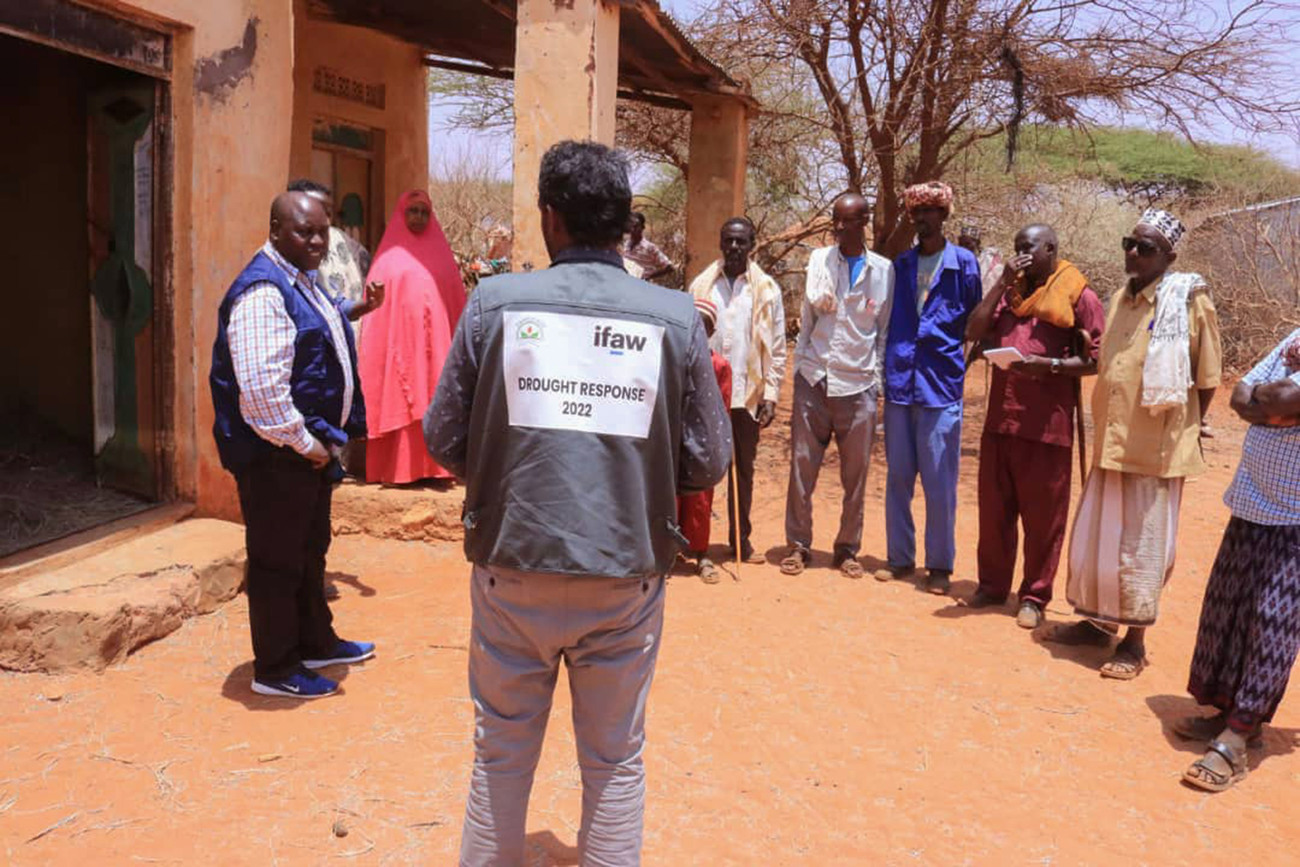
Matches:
[282,683,301,693]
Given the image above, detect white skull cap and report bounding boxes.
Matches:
[1137,208,1186,249]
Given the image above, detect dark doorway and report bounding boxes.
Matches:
[0,33,164,557]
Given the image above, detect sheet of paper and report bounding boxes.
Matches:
[982,347,1026,370]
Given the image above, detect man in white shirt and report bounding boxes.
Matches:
[780,193,894,578]
[689,217,787,562]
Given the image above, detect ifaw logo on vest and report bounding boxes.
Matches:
[592,324,648,355]
[503,311,664,439]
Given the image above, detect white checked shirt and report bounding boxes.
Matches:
[227,242,355,456]
[794,245,894,397]
[1224,328,1300,525]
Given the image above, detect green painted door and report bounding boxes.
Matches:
[87,83,157,498]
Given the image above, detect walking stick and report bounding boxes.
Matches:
[1073,328,1090,482]
[730,443,742,581]
[1074,381,1087,480]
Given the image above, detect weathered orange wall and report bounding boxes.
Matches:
[289,0,430,228]
[108,0,296,520]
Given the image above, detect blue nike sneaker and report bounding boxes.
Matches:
[302,639,376,670]
[251,669,339,699]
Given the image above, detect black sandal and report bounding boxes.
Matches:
[1183,737,1249,792]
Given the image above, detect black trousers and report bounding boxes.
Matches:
[236,451,339,681]
[726,408,761,557]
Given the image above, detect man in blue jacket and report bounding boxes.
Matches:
[209,191,381,699]
[875,182,982,595]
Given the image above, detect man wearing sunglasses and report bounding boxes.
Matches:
[1043,208,1222,681]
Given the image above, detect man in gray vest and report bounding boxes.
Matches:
[425,140,731,866]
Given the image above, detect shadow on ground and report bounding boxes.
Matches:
[932,591,1014,620]
[220,660,355,710]
[1026,618,1118,674]
[327,569,376,597]
[1145,694,1300,772]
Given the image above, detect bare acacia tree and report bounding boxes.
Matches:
[429,22,844,280]
[1183,198,1300,372]
[613,10,848,280]
[717,0,1300,255]
[427,144,512,257]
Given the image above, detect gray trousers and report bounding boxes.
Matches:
[784,374,878,560]
[460,564,665,867]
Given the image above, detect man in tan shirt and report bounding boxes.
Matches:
[1043,208,1221,680]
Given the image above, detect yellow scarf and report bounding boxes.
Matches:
[1007,259,1087,328]
[689,260,781,415]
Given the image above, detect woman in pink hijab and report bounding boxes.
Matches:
[358,190,466,483]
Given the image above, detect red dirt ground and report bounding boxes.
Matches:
[2,372,1297,866]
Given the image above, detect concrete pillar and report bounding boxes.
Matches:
[685,95,749,284]
[511,0,620,271]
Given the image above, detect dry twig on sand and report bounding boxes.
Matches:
[26,809,99,844]
[71,817,146,838]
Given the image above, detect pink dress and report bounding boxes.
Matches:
[357,191,466,483]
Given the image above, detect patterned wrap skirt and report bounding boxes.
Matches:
[1187,517,1300,733]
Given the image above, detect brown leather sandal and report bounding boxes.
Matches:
[1099,648,1147,680]
[780,547,809,576]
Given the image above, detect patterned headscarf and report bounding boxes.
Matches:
[904,181,954,213]
[1137,208,1186,249]
[959,224,981,240]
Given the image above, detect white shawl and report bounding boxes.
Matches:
[1141,272,1207,412]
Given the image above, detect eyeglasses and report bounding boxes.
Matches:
[1121,236,1161,256]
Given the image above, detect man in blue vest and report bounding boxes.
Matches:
[876,181,982,595]
[426,141,732,866]
[209,191,379,699]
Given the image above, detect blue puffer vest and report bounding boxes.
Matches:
[209,251,367,473]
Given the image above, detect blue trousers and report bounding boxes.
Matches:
[884,401,963,572]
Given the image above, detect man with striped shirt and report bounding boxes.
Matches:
[209,191,382,699]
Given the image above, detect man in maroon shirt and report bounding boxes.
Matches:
[964,224,1105,628]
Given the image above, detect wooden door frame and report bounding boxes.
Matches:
[311,115,386,251]
[0,0,176,502]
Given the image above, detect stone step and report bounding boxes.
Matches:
[331,478,464,544]
[0,518,246,673]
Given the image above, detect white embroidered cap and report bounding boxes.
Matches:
[1137,208,1186,249]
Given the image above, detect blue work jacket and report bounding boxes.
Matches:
[884,242,982,407]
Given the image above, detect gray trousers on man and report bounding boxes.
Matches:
[784,373,878,562]
[459,564,665,867]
